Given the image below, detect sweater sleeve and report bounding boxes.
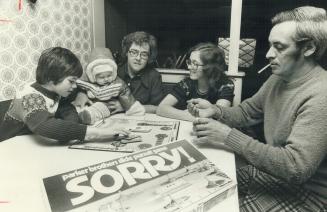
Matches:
[55,97,80,123]
[225,92,327,184]
[22,94,87,142]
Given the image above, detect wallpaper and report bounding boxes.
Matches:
[0,0,92,100]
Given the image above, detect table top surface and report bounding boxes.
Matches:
[0,114,239,212]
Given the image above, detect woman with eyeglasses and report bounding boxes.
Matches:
[157,42,234,121]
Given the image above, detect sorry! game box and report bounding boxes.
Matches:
[43,140,237,212]
[69,118,180,153]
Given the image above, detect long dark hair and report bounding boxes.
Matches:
[189,42,230,92]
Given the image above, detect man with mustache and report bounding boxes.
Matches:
[188,6,327,211]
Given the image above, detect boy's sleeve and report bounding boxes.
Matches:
[22,93,86,142]
[0,99,12,124]
[55,97,80,123]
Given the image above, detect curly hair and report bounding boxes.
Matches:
[36,47,83,85]
[272,6,327,60]
[189,42,230,92]
[121,31,158,64]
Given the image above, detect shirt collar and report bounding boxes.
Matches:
[120,63,150,88]
[31,82,60,101]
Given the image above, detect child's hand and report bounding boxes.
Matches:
[84,127,130,142]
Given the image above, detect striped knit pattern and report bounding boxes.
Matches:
[77,79,122,101]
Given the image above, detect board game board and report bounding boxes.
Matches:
[69,118,180,153]
[43,140,237,212]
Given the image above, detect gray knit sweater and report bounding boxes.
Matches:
[221,66,327,200]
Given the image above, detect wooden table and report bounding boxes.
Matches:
[0,114,239,212]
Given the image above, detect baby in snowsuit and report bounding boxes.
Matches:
[77,47,145,125]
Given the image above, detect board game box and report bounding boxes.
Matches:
[43,140,237,212]
[69,118,180,153]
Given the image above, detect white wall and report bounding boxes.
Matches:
[0,0,92,100]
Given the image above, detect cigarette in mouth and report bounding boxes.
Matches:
[257,63,271,74]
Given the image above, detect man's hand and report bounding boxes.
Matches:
[187,98,217,118]
[192,118,232,145]
[107,100,124,114]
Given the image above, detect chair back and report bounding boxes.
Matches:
[218,38,256,69]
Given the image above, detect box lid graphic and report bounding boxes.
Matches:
[43,140,237,212]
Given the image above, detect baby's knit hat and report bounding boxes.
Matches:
[86,47,118,83]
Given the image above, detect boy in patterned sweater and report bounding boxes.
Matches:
[0,47,129,142]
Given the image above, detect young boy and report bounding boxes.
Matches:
[76,47,145,125]
[0,47,129,142]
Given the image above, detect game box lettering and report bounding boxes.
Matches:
[43,140,237,212]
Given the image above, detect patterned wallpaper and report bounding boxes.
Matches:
[0,0,92,100]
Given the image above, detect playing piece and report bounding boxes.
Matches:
[69,118,180,152]
[129,126,152,133]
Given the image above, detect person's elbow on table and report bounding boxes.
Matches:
[156,103,169,117]
[156,95,176,116]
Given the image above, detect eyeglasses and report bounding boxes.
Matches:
[186,59,205,70]
[128,49,149,60]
